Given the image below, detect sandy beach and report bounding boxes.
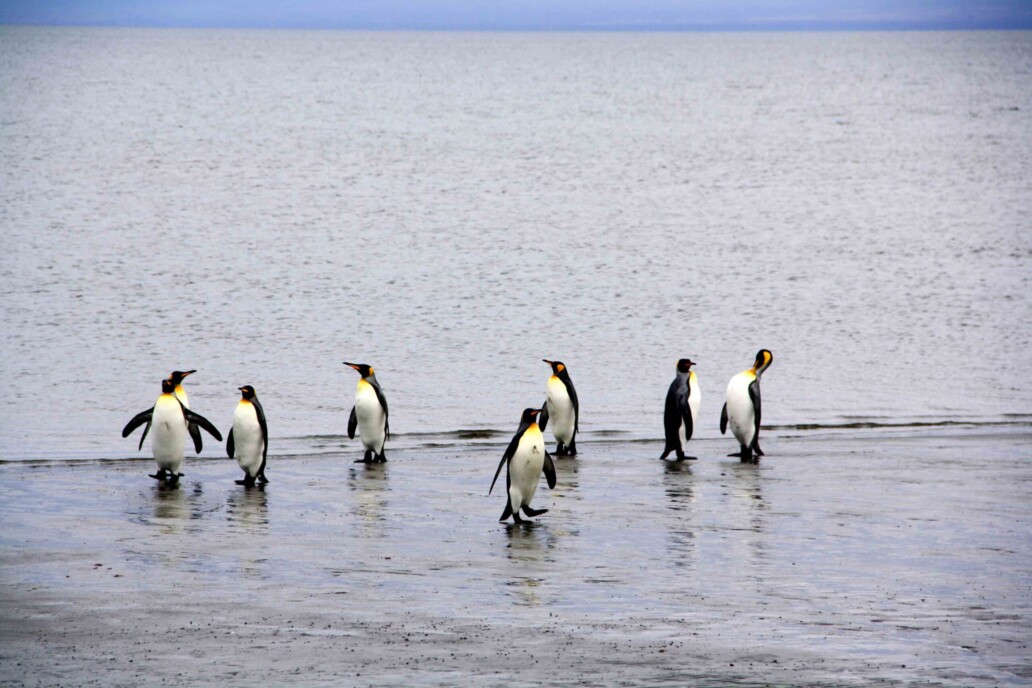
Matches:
[2,424,1029,686]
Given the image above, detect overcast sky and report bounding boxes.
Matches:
[1,0,1030,30]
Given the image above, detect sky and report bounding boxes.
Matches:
[0,0,1030,30]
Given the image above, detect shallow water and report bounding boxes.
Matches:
[0,29,1031,462]
[1,427,1030,685]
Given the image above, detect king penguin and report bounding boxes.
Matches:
[227,385,269,486]
[122,379,222,485]
[344,362,390,463]
[489,408,557,524]
[539,359,579,456]
[660,358,700,461]
[720,349,773,463]
[167,370,203,454]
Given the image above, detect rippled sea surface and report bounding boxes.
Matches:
[0,28,1031,687]
[1,28,1030,460]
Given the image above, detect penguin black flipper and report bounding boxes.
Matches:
[370,378,390,441]
[122,408,153,439]
[661,380,682,459]
[226,428,235,458]
[489,430,523,496]
[567,377,580,436]
[720,402,729,435]
[543,451,556,489]
[188,423,203,454]
[680,394,694,443]
[253,396,270,480]
[538,401,549,433]
[137,419,152,451]
[748,379,762,454]
[347,406,357,439]
[182,407,223,442]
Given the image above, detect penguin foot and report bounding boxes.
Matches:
[521,506,548,517]
[148,471,166,481]
[354,457,373,464]
[257,474,269,484]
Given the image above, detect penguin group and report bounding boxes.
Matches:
[121,350,773,522]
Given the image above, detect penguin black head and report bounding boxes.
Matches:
[168,370,196,385]
[161,379,175,395]
[343,362,374,378]
[676,358,695,374]
[753,349,773,374]
[543,359,567,375]
[521,408,543,425]
[239,385,256,400]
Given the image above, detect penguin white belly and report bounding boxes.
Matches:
[509,426,545,510]
[726,373,756,447]
[152,396,186,473]
[232,402,264,477]
[546,377,575,444]
[355,381,386,453]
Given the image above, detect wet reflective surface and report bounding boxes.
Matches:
[1,427,1029,685]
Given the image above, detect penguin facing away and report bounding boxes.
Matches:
[660,358,700,461]
[539,359,579,456]
[227,385,269,486]
[122,379,222,485]
[344,362,390,463]
[168,369,203,454]
[489,408,557,524]
[720,349,773,463]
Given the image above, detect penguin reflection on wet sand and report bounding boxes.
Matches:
[227,385,269,486]
[539,359,579,456]
[720,349,773,463]
[344,362,390,463]
[490,408,557,524]
[660,358,700,461]
[122,379,223,485]
[168,370,203,454]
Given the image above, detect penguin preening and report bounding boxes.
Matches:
[227,385,268,486]
[122,379,222,485]
[660,358,700,461]
[489,408,557,524]
[720,349,773,463]
[344,362,389,463]
[167,370,203,454]
[539,359,579,456]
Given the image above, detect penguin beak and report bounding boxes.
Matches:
[343,362,359,371]
[182,370,196,378]
[238,387,246,392]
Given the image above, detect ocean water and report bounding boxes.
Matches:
[0,28,1030,461]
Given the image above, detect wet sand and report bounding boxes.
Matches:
[1,426,1030,686]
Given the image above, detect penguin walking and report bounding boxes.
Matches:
[122,379,222,485]
[344,362,389,463]
[660,358,700,461]
[227,385,269,486]
[720,349,773,463]
[167,370,203,454]
[539,359,579,456]
[489,408,557,524]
